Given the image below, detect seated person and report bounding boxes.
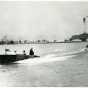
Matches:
[29,48,34,56]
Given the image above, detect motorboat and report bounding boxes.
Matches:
[0,49,39,64]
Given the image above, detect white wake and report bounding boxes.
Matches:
[17,54,73,65]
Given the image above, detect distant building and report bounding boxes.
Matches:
[69,33,88,42]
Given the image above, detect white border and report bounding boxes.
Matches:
[0,0,88,1]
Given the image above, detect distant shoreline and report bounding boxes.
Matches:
[0,41,88,45]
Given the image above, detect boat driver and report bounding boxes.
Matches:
[29,48,34,56]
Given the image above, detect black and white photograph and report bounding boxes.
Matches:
[0,0,88,87]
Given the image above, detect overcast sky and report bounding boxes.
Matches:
[0,1,88,41]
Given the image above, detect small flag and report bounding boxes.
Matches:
[5,49,10,52]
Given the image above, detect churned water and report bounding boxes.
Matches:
[0,42,88,87]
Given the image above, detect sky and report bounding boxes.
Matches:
[0,1,88,41]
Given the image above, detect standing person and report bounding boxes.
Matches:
[29,48,34,56]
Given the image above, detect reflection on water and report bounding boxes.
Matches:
[0,43,88,87]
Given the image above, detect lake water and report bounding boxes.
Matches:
[0,42,88,87]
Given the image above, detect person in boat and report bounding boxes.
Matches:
[86,45,88,48]
[23,50,26,55]
[81,45,88,51]
[29,48,34,56]
[85,45,88,51]
[14,50,17,54]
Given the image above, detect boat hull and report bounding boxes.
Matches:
[0,54,39,64]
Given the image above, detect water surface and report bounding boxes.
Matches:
[0,43,88,87]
